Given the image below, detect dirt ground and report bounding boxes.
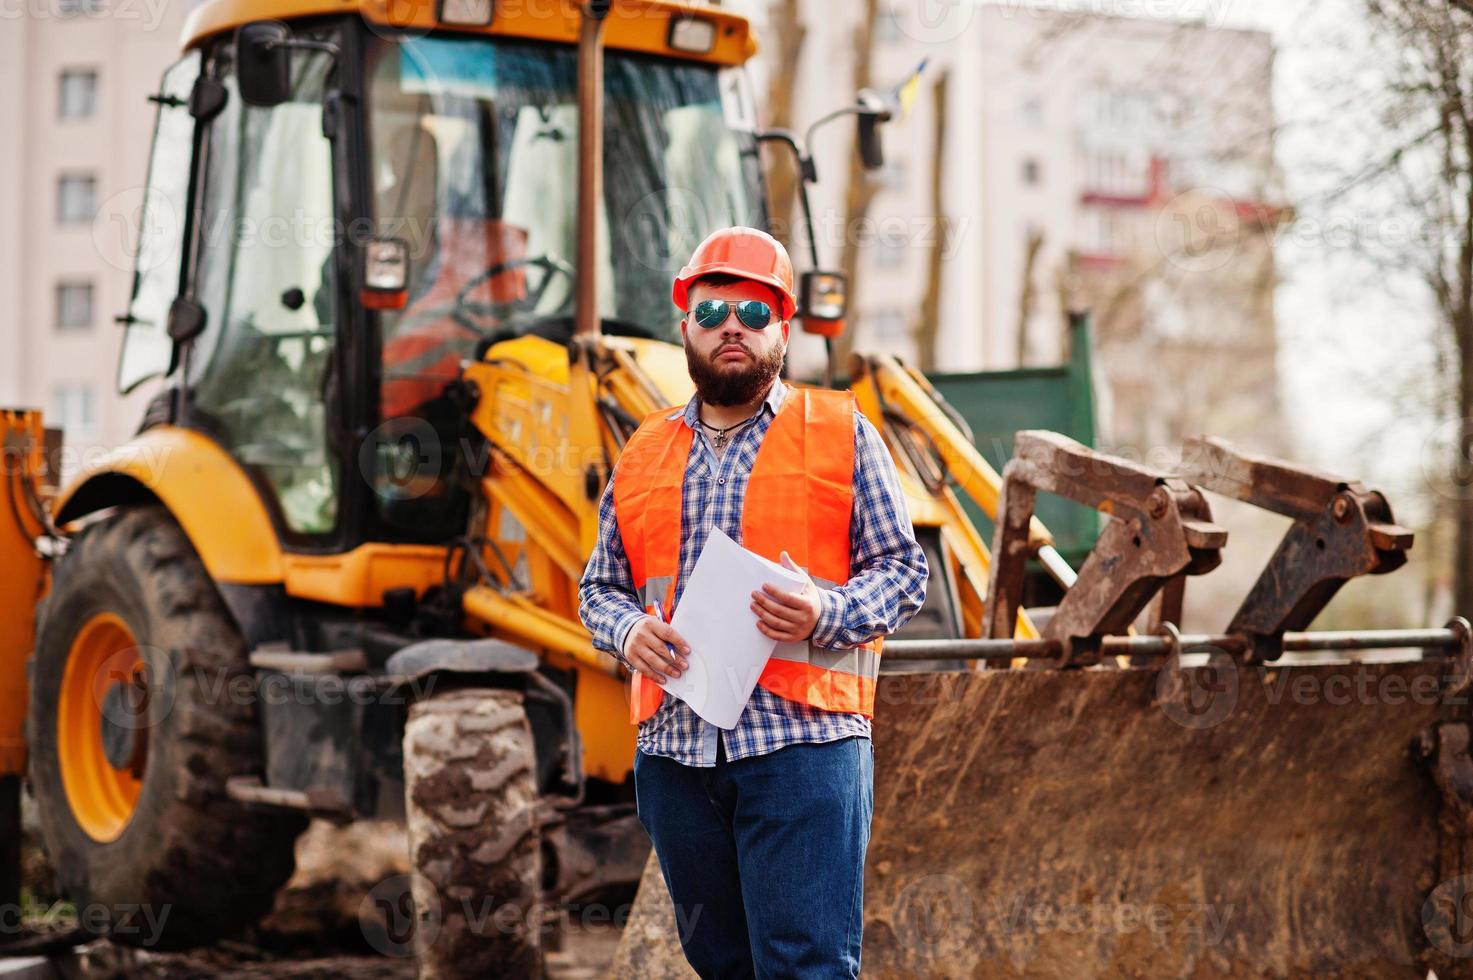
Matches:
[19,919,622,979]
[10,818,626,978]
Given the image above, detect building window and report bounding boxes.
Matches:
[1023,158,1042,186]
[1082,151,1148,195]
[57,174,96,224]
[55,0,106,15]
[59,69,98,119]
[50,383,97,441]
[875,7,902,44]
[1087,87,1159,133]
[869,309,907,341]
[873,236,906,269]
[1082,206,1127,254]
[875,157,908,192]
[55,281,94,329]
[1021,96,1043,129]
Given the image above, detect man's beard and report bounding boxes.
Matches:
[685,338,785,407]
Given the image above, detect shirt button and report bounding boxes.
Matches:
[718,478,726,485]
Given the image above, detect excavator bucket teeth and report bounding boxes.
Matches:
[613,662,1473,979]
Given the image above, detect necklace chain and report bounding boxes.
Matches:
[698,412,758,449]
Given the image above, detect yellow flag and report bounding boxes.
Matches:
[895,58,928,117]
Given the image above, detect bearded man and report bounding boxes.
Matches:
[578,226,928,979]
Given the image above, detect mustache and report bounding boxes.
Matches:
[684,336,785,408]
[714,341,754,359]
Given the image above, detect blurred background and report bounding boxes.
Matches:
[1,0,1468,631]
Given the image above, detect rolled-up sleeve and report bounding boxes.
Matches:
[578,472,647,662]
[811,412,929,649]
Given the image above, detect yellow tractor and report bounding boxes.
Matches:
[4,0,1473,977]
[2,0,976,970]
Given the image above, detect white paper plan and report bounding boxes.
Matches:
[660,527,810,730]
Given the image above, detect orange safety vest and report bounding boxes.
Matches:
[612,384,883,725]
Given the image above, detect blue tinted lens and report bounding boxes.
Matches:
[735,300,772,329]
[693,299,731,328]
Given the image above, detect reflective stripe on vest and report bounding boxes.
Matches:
[612,384,883,725]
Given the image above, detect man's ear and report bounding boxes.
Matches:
[780,319,791,344]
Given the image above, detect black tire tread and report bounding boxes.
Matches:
[26,506,304,949]
[404,688,542,978]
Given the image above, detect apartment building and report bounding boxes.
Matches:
[2,0,1286,467]
[748,1,1288,455]
[0,0,186,459]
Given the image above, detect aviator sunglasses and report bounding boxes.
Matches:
[689,298,775,330]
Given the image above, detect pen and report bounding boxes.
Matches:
[646,602,682,670]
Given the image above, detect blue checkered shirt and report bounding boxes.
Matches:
[577,381,928,767]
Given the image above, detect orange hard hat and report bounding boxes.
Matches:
[671,226,798,320]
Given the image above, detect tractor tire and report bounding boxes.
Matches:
[25,506,303,949]
[404,687,543,978]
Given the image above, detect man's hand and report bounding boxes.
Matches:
[622,616,691,685]
[751,551,824,643]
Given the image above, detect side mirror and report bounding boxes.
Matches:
[799,270,847,338]
[856,113,885,171]
[362,238,411,311]
[855,89,892,172]
[236,21,292,107]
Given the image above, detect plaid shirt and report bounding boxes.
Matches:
[577,381,928,767]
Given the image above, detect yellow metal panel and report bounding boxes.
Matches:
[181,0,355,52]
[0,411,48,776]
[866,355,1055,551]
[462,586,613,673]
[483,335,571,386]
[852,362,1042,642]
[566,347,608,556]
[182,0,758,65]
[463,587,634,782]
[51,428,456,606]
[480,468,582,582]
[853,375,884,431]
[466,350,589,514]
[624,338,695,407]
[574,664,636,782]
[895,472,948,526]
[282,544,448,606]
[51,425,285,586]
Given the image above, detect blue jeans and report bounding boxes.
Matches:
[633,735,875,979]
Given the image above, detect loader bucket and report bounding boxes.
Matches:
[612,659,1473,979]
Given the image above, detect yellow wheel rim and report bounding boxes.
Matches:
[58,612,146,842]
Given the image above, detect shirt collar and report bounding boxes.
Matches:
[669,379,788,426]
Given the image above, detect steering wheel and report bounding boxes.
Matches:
[454,253,575,325]
[251,327,335,342]
[471,314,662,357]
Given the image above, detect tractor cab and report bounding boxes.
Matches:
[116,1,766,547]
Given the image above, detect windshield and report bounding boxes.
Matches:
[367,34,766,421]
